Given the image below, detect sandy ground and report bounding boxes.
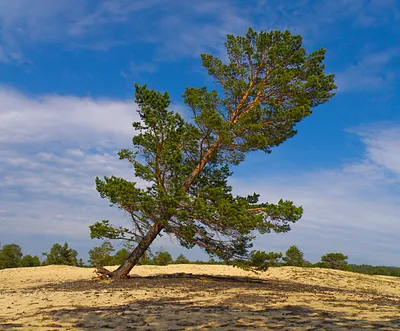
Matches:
[0,265,399,330]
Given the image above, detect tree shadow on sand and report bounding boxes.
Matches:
[5,273,400,330]
[17,300,400,330]
[33,272,360,294]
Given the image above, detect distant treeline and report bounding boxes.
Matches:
[1,242,399,277]
[0,242,85,269]
[348,264,400,277]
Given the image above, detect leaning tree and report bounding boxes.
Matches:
[90,28,336,279]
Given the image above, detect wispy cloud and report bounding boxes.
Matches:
[335,49,399,92]
[148,1,250,61]
[1,0,398,80]
[0,0,84,63]
[0,0,250,65]
[0,45,9,63]
[254,0,399,37]
[67,0,163,36]
[230,123,400,265]
[0,0,83,41]
[121,60,158,81]
[350,123,400,177]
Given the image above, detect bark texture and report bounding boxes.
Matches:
[98,222,164,279]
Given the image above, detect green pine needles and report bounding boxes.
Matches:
[89,28,336,279]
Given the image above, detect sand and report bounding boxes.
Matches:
[0,264,399,330]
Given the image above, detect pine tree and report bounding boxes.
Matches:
[0,244,23,269]
[153,251,173,266]
[90,28,336,279]
[19,255,41,267]
[283,245,306,267]
[320,253,350,270]
[44,243,79,266]
[88,242,115,267]
[175,254,190,264]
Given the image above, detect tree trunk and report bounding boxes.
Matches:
[103,147,215,280]
[109,222,164,279]
[184,145,217,191]
[106,143,219,280]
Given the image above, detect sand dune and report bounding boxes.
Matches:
[1,264,400,330]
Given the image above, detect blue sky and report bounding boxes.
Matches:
[1,0,399,266]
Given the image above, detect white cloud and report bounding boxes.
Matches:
[0,86,195,253]
[0,87,141,239]
[230,123,400,265]
[0,87,186,262]
[0,87,138,146]
[65,149,85,157]
[1,87,400,265]
[352,124,400,176]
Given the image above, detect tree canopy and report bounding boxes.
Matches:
[318,252,350,271]
[0,244,23,269]
[283,245,306,267]
[153,251,173,266]
[175,254,190,264]
[88,242,115,267]
[88,242,131,267]
[19,255,41,268]
[0,243,41,269]
[43,243,79,266]
[90,27,336,279]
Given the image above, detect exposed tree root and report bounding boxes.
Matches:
[93,268,119,280]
